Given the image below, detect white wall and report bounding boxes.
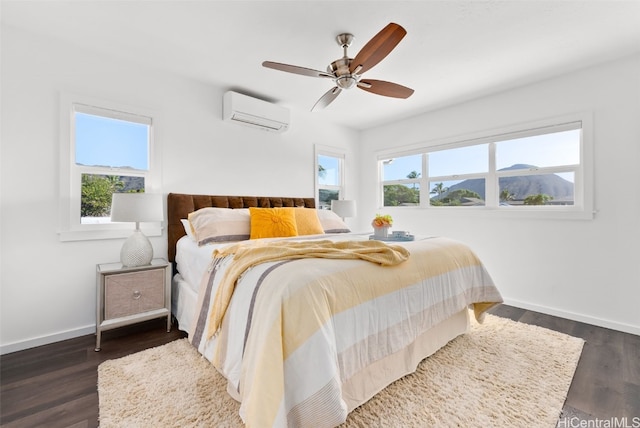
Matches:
[2,23,638,355]
[358,54,640,335]
[0,26,359,354]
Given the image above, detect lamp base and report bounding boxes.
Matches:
[120,229,153,267]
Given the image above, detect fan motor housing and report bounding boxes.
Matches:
[328,57,358,89]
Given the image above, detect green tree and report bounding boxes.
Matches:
[384,184,419,206]
[318,164,326,180]
[524,193,553,205]
[440,189,482,206]
[406,170,420,190]
[430,182,448,198]
[81,174,124,217]
[319,188,338,206]
[500,189,515,202]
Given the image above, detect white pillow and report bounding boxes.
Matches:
[187,207,251,245]
[316,209,351,233]
[180,219,196,241]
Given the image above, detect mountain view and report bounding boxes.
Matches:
[435,164,574,205]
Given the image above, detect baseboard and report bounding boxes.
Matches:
[3,300,638,355]
[0,324,95,355]
[504,298,640,336]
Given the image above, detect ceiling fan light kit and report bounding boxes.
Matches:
[263,23,414,111]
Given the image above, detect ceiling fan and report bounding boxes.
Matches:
[262,22,414,112]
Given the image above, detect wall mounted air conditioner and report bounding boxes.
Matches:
[223,91,290,133]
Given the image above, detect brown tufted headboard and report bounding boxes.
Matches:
[167,193,316,263]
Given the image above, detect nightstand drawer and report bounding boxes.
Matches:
[104,269,165,319]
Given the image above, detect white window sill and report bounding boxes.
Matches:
[380,206,596,221]
[58,226,163,242]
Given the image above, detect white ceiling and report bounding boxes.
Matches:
[3,0,640,130]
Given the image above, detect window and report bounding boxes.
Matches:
[380,153,422,206]
[378,114,593,218]
[59,93,161,240]
[494,128,580,207]
[315,146,345,210]
[428,143,489,207]
[76,109,149,224]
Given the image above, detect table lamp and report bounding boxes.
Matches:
[331,199,357,221]
[110,193,163,267]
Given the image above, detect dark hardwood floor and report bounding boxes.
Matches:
[1,305,638,428]
[1,318,186,428]
[489,305,640,427]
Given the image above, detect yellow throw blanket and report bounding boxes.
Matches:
[207,239,410,339]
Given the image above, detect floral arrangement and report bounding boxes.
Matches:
[371,213,393,228]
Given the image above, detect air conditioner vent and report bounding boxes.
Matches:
[223,91,290,133]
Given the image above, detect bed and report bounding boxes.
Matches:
[167,192,503,428]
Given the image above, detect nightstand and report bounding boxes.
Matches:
[95,258,171,351]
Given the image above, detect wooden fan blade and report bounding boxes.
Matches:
[262,61,334,78]
[349,23,407,75]
[311,87,342,112]
[357,79,414,98]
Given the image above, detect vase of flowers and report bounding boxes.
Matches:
[372,214,392,238]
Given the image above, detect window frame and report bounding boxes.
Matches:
[378,151,424,207]
[315,145,346,210]
[58,92,163,241]
[377,113,594,220]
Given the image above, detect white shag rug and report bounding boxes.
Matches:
[98,313,584,427]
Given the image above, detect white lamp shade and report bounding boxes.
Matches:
[110,193,164,223]
[331,199,357,218]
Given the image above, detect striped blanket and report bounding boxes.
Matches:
[206,239,411,338]
[188,235,502,428]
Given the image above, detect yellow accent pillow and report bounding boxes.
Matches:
[249,207,299,239]
[294,208,325,236]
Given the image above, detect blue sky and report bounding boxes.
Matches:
[75,112,149,170]
[383,129,580,182]
[318,154,340,186]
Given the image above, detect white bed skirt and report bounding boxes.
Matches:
[172,273,197,332]
[342,308,468,411]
